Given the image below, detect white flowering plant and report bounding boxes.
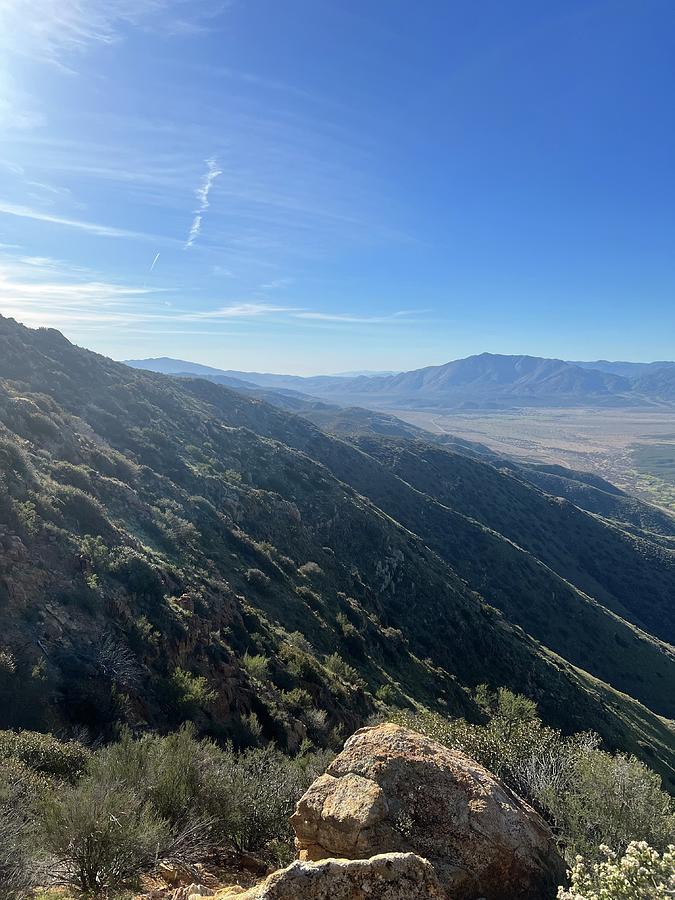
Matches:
[558,842,675,899]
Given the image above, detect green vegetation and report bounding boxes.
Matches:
[2,689,673,896]
[0,724,330,896]
[0,314,674,790]
[633,438,675,484]
[558,843,675,900]
[632,438,675,511]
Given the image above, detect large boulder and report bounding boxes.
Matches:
[216,852,442,899]
[291,723,565,900]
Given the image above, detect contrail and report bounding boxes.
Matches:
[185,156,222,248]
[149,252,160,272]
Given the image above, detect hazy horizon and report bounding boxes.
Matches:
[117,348,675,379]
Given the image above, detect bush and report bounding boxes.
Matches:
[200,744,310,865]
[298,561,323,579]
[558,842,675,899]
[166,667,217,719]
[0,730,90,782]
[52,484,111,536]
[0,723,331,891]
[242,652,269,681]
[93,726,202,830]
[551,750,675,860]
[42,776,169,893]
[0,762,44,899]
[107,547,164,602]
[324,652,364,688]
[375,683,402,706]
[245,568,271,590]
[280,687,313,715]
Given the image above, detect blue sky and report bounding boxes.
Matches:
[1,0,674,373]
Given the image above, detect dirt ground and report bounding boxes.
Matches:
[393,406,675,513]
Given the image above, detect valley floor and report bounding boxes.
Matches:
[394,406,675,514]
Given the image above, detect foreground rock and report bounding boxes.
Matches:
[216,853,442,899]
[291,723,565,899]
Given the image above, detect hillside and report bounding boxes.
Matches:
[2,316,675,788]
[127,352,675,409]
[571,360,674,379]
[634,362,675,400]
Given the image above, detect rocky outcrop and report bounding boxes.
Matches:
[216,853,442,899]
[291,723,565,900]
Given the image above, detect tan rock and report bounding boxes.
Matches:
[170,884,214,900]
[292,723,565,900]
[159,861,197,887]
[218,852,442,899]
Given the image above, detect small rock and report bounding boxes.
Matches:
[170,884,214,900]
[222,852,442,899]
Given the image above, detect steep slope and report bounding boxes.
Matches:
[1,317,674,785]
[349,437,675,646]
[515,463,675,540]
[163,380,675,718]
[633,362,675,400]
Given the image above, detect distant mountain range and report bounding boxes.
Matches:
[125,353,675,410]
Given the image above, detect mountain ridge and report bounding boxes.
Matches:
[125,352,675,409]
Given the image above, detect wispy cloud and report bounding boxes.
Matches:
[0,251,428,340]
[184,303,299,320]
[0,199,159,240]
[0,255,165,329]
[0,1,221,67]
[185,156,222,248]
[293,310,422,324]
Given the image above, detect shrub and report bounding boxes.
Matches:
[280,687,313,715]
[80,535,110,570]
[200,744,308,865]
[324,652,364,688]
[296,585,322,608]
[92,726,214,864]
[375,683,402,706]
[298,561,323,579]
[167,667,217,718]
[0,762,44,899]
[94,726,202,829]
[241,652,269,681]
[52,484,111,536]
[245,568,271,590]
[558,842,675,900]
[0,730,90,782]
[550,750,675,859]
[42,776,169,894]
[107,547,164,602]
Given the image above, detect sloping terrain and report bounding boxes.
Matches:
[571,360,674,378]
[634,363,675,401]
[2,316,674,788]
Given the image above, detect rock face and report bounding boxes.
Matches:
[217,853,442,899]
[291,723,565,900]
